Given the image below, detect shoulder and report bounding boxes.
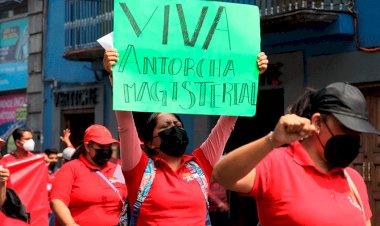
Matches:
[57,159,83,173]
[345,167,365,185]
[1,154,14,162]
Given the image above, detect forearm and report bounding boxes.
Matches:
[0,182,6,208]
[200,116,237,166]
[51,199,78,226]
[116,110,142,171]
[212,133,273,192]
[64,139,74,148]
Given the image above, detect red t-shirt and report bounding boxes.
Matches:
[0,211,29,226]
[123,148,212,226]
[50,155,127,226]
[1,151,34,163]
[251,141,371,226]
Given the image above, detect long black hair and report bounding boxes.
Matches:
[286,87,317,118]
[70,144,85,160]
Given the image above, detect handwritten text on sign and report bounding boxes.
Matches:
[113,0,261,116]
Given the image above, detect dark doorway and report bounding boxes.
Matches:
[224,88,284,226]
[62,109,94,149]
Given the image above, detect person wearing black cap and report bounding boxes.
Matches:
[213,82,377,226]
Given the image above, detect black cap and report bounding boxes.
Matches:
[312,82,380,135]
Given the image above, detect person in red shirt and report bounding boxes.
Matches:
[103,49,268,225]
[213,82,378,226]
[50,124,127,226]
[1,128,35,163]
[208,179,230,226]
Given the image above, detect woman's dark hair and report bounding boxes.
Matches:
[141,112,184,157]
[286,87,317,118]
[70,144,85,160]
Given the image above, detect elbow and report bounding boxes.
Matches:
[211,165,224,185]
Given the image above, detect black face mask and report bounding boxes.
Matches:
[324,135,360,168]
[92,148,112,166]
[48,162,57,173]
[157,126,189,157]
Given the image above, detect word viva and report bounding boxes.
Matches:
[119,3,230,50]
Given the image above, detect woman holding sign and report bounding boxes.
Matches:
[104,49,268,225]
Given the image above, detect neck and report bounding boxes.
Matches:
[158,153,182,171]
[301,138,331,173]
[14,148,28,158]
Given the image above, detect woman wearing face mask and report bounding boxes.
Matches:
[50,124,127,226]
[103,49,268,225]
[213,82,378,226]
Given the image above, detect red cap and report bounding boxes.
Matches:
[84,124,120,145]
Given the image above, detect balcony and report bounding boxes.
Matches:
[63,0,113,61]
[257,0,353,33]
[63,0,353,61]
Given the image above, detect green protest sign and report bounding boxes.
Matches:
[113,0,261,116]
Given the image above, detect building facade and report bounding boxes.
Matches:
[1,0,379,225]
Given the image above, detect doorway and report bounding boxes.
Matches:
[355,83,380,226]
[62,109,94,149]
[225,88,284,226]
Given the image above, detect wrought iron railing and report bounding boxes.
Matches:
[64,0,113,53]
[256,0,352,16]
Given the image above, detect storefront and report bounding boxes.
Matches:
[0,5,29,155]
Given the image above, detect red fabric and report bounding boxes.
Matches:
[1,151,34,163]
[5,154,49,226]
[0,211,29,226]
[123,148,212,226]
[251,141,371,226]
[50,155,127,226]
[208,181,228,212]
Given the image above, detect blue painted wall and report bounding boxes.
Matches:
[355,1,380,48]
[43,0,98,149]
[44,1,94,84]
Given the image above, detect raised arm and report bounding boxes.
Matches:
[200,116,237,166]
[116,111,143,171]
[201,52,268,166]
[212,114,315,193]
[103,48,142,171]
[60,129,74,148]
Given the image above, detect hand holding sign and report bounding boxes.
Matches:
[113,0,262,116]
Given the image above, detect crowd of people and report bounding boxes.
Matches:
[0,46,378,226]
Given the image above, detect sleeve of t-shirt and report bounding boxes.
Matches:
[193,148,213,183]
[200,116,237,167]
[116,111,143,171]
[248,150,277,198]
[50,163,76,206]
[122,153,149,207]
[346,167,372,221]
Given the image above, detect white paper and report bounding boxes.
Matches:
[97,32,114,49]
[112,164,125,184]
